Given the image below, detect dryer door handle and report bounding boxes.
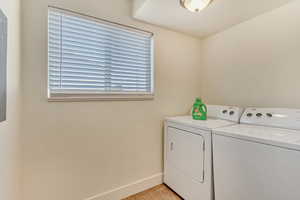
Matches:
[170,142,174,151]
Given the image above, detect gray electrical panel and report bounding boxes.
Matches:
[0,9,7,123]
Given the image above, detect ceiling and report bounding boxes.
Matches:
[133,0,294,38]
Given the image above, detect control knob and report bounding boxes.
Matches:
[256,113,263,117]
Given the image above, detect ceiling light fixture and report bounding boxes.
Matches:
[180,0,212,12]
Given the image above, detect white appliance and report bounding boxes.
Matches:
[213,108,300,200]
[164,105,243,200]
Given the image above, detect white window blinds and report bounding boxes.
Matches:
[48,8,154,101]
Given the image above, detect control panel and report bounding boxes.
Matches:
[207,105,244,122]
[240,108,300,130]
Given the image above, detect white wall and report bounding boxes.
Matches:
[21,0,202,200]
[199,0,300,108]
[0,0,21,200]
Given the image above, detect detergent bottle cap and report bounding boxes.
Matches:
[195,98,203,104]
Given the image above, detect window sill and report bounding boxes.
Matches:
[48,94,155,102]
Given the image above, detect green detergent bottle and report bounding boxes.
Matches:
[192,98,207,120]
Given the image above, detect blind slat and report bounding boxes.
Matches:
[61,15,150,40]
[49,32,151,51]
[49,52,150,66]
[59,25,150,46]
[49,41,150,58]
[49,50,150,64]
[50,75,150,83]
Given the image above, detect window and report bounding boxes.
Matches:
[48,7,154,101]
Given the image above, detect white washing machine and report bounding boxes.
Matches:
[213,107,300,200]
[164,105,243,200]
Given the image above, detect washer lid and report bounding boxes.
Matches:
[213,124,300,151]
[166,116,238,131]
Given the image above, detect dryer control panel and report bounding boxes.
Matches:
[207,105,244,122]
[241,108,300,130]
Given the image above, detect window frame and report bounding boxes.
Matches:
[47,6,155,102]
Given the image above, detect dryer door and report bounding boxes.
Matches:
[167,127,205,178]
[166,127,205,183]
[164,125,211,200]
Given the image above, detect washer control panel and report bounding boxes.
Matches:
[241,108,300,130]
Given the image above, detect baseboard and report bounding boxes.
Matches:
[84,173,163,200]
